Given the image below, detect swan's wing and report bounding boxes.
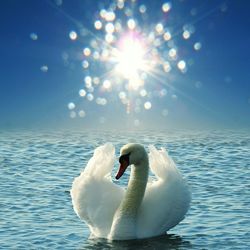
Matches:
[137,145,191,238]
[71,143,124,238]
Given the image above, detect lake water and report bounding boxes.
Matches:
[0,129,249,249]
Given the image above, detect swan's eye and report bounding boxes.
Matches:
[119,152,130,164]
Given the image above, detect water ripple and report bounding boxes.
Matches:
[0,130,249,249]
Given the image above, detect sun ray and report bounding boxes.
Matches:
[61,0,205,118]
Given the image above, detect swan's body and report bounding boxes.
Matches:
[71,143,191,240]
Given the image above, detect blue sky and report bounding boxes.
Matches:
[0,0,249,130]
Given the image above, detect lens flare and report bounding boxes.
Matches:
[67,0,202,118]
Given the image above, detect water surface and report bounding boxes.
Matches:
[0,130,249,249]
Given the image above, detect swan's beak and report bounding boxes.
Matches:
[116,154,130,180]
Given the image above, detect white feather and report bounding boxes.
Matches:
[71,143,124,238]
[137,145,191,238]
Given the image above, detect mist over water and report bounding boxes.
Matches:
[0,129,249,249]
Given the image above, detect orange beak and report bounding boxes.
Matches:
[115,154,130,180]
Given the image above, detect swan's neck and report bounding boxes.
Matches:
[123,161,149,214]
[109,158,149,239]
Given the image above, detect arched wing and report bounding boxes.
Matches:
[137,146,191,238]
[71,143,124,238]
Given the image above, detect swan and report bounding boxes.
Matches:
[71,143,191,240]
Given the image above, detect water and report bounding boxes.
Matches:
[0,129,249,249]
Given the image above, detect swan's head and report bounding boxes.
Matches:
[116,143,147,180]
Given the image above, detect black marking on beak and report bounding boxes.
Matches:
[119,152,130,165]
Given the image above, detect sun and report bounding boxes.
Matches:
[114,33,148,90]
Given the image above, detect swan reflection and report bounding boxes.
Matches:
[82,234,191,250]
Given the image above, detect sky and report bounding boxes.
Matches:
[0,0,249,131]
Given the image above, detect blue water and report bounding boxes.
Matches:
[0,130,249,249]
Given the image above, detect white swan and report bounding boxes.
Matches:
[71,143,191,240]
